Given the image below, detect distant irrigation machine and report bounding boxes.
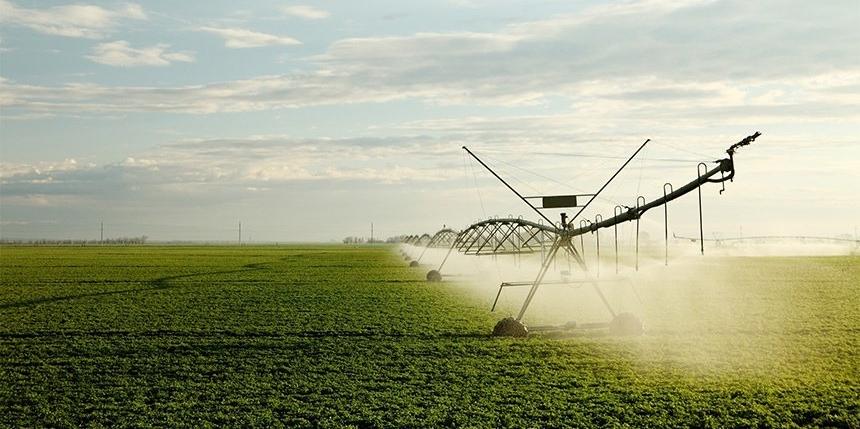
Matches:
[402,132,762,337]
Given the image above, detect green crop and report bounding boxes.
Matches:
[0,245,857,427]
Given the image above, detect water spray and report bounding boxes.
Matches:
[402,132,762,337]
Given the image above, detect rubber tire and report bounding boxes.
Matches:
[426,270,442,282]
[609,312,644,336]
[492,317,528,337]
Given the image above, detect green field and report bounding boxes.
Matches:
[1,245,857,427]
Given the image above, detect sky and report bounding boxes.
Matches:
[1,0,858,242]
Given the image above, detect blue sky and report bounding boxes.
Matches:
[1,0,858,241]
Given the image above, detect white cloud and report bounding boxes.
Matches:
[154,136,454,184]
[0,158,87,179]
[3,133,857,232]
[86,41,194,67]
[281,5,330,20]
[2,132,857,241]
[4,0,859,241]
[2,0,859,117]
[0,0,146,39]
[198,26,302,48]
[320,32,521,63]
[3,70,858,126]
[0,136,456,208]
[0,135,484,241]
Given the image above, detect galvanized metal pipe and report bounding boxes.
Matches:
[614,205,623,274]
[663,183,673,266]
[635,196,645,271]
[697,163,708,256]
[594,214,603,278]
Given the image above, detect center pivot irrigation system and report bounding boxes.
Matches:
[401,132,762,337]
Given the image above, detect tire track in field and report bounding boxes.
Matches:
[0,262,271,310]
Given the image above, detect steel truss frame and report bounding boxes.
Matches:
[423,132,761,326]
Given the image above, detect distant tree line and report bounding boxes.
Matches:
[342,236,390,244]
[0,236,148,245]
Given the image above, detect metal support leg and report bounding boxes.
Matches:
[416,238,433,263]
[491,285,505,312]
[436,238,459,272]
[515,237,562,321]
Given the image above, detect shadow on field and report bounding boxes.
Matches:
[286,331,491,340]
[530,330,615,339]
[0,262,271,310]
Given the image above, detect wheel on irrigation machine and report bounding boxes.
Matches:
[492,317,528,337]
[409,260,419,267]
[426,270,442,282]
[609,312,644,336]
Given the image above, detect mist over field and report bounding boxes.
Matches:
[404,241,858,375]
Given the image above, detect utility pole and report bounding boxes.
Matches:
[100,221,104,243]
[238,221,242,245]
[371,222,374,243]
